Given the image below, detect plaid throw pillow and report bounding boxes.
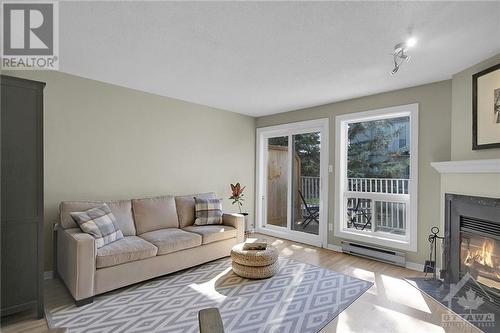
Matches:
[194,197,223,225]
[70,204,124,248]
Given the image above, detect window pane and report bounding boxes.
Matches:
[267,136,288,228]
[345,116,410,236]
[373,201,406,235]
[346,197,372,231]
[291,132,321,235]
[347,116,410,179]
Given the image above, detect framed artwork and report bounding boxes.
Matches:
[472,63,500,150]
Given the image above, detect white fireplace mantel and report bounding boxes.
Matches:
[431,159,500,174]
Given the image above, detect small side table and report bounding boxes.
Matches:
[230,243,279,279]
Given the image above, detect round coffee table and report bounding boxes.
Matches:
[230,243,279,279]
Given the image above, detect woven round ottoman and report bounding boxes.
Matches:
[230,243,279,279]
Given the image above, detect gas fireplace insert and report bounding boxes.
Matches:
[444,194,500,305]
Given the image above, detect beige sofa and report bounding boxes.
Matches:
[55,192,244,305]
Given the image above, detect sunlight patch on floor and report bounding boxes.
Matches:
[271,239,284,246]
[373,304,446,333]
[280,247,294,256]
[350,268,376,283]
[380,274,431,313]
[188,267,232,303]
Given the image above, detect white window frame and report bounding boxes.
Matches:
[334,104,418,251]
[255,118,329,248]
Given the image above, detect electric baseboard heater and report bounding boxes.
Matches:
[341,241,406,267]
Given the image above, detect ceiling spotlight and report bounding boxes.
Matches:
[390,41,413,76]
[406,37,417,48]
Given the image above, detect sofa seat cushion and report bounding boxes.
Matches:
[183,225,237,245]
[96,236,158,269]
[140,228,202,255]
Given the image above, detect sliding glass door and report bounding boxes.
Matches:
[256,119,328,246]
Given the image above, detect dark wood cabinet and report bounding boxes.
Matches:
[1,75,45,318]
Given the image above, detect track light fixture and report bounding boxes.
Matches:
[390,37,416,76]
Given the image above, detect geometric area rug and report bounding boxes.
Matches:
[46,257,373,333]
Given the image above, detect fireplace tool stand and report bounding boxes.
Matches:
[424,226,445,282]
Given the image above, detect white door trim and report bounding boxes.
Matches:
[255,118,329,247]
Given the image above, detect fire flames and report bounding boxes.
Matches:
[464,239,495,268]
[464,239,500,281]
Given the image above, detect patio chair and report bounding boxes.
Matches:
[346,198,372,231]
[298,190,320,228]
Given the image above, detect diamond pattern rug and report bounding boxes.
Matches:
[47,257,372,333]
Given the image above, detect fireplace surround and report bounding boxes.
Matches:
[444,193,500,304]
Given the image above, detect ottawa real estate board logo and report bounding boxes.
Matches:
[1,1,59,69]
[442,273,495,330]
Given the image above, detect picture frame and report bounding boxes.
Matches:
[472,63,500,150]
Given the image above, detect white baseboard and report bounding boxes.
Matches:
[325,244,342,252]
[405,262,424,272]
[406,262,442,273]
[326,245,432,273]
[44,271,53,280]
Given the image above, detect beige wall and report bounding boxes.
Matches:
[451,53,500,160]
[4,70,256,271]
[441,174,500,200]
[256,80,453,265]
[435,55,500,268]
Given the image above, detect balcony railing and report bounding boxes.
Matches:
[348,177,409,194]
[300,176,409,235]
[301,176,320,203]
[346,177,410,235]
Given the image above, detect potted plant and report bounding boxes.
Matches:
[229,183,251,232]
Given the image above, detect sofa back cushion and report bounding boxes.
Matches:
[60,200,136,236]
[175,192,216,228]
[132,195,179,234]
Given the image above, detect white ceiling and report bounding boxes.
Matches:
[60,1,500,116]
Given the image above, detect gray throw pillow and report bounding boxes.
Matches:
[194,197,223,225]
[70,203,124,248]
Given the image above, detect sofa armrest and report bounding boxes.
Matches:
[57,227,96,301]
[222,213,245,243]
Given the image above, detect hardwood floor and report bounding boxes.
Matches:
[256,234,482,333]
[1,233,481,333]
